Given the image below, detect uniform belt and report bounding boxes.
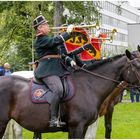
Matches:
[40,54,61,60]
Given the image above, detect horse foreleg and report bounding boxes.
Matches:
[33,132,42,139]
[68,123,85,139]
[104,103,114,139]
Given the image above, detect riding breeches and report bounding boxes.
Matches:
[42,75,63,118]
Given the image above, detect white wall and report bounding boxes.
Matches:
[128,23,140,50]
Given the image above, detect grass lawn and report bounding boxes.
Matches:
[23,102,140,139]
[97,102,140,139]
[23,130,68,139]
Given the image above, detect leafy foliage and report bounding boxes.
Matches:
[63,1,100,24]
[0,1,99,71]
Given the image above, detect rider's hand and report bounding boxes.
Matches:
[82,64,86,68]
[67,24,74,34]
[70,60,76,68]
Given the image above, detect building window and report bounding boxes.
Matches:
[101,15,127,30]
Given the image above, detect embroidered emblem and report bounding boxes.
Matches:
[34,89,45,99]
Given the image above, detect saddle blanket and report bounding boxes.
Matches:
[30,76,75,104]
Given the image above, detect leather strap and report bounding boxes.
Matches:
[40,54,61,60]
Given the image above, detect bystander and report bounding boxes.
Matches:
[0,61,5,76]
[130,87,140,103]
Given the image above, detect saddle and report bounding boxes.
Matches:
[30,76,75,104]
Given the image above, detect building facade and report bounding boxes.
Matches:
[95,1,140,57]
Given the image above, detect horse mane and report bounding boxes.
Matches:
[86,54,125,70]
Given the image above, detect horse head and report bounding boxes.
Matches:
[121,45,140,85]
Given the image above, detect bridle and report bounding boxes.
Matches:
[78,56,140,89]
[127,58,140,81]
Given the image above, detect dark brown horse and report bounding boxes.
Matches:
[0,48,140,139]
[34,71,127,139]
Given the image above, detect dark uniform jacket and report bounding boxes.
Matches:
[34,32,71,78]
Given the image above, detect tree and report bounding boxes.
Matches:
[0,1,100,71]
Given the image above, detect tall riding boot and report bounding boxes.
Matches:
[49,96,66,127]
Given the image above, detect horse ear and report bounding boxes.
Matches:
[125,49,131,59]
[138,45,140,52]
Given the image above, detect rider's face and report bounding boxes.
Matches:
[38,23,50,35]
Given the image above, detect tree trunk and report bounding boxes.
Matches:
[53,1,63,27]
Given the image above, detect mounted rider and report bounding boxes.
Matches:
[32,15,91,127]
[32,15,77,127]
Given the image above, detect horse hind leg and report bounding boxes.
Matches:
[0,121,9,138]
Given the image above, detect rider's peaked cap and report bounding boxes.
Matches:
[33,15,48,28]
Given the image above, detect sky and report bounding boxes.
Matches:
[128,0,140,7]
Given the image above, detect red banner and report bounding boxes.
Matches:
[64,27,101,61]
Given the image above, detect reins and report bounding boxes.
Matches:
[77,57,140,89]
[79,66,120,84]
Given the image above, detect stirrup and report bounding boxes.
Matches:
[49,118,66,127]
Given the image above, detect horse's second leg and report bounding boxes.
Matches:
[84,118,99,139]
[13,120,23,139]
[104,103,114,139]
[33,132,42,139]
[68,123,85,139]
[0,121,8,138]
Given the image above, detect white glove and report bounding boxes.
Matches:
[70,60,76,67]
[67,24,74,34]
[94,30,101,38]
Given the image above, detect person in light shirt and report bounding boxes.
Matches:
[3,63,12,76]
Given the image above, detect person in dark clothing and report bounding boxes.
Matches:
[130,87,140,102]
[0,62,5,76]
[32,15,76,127]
